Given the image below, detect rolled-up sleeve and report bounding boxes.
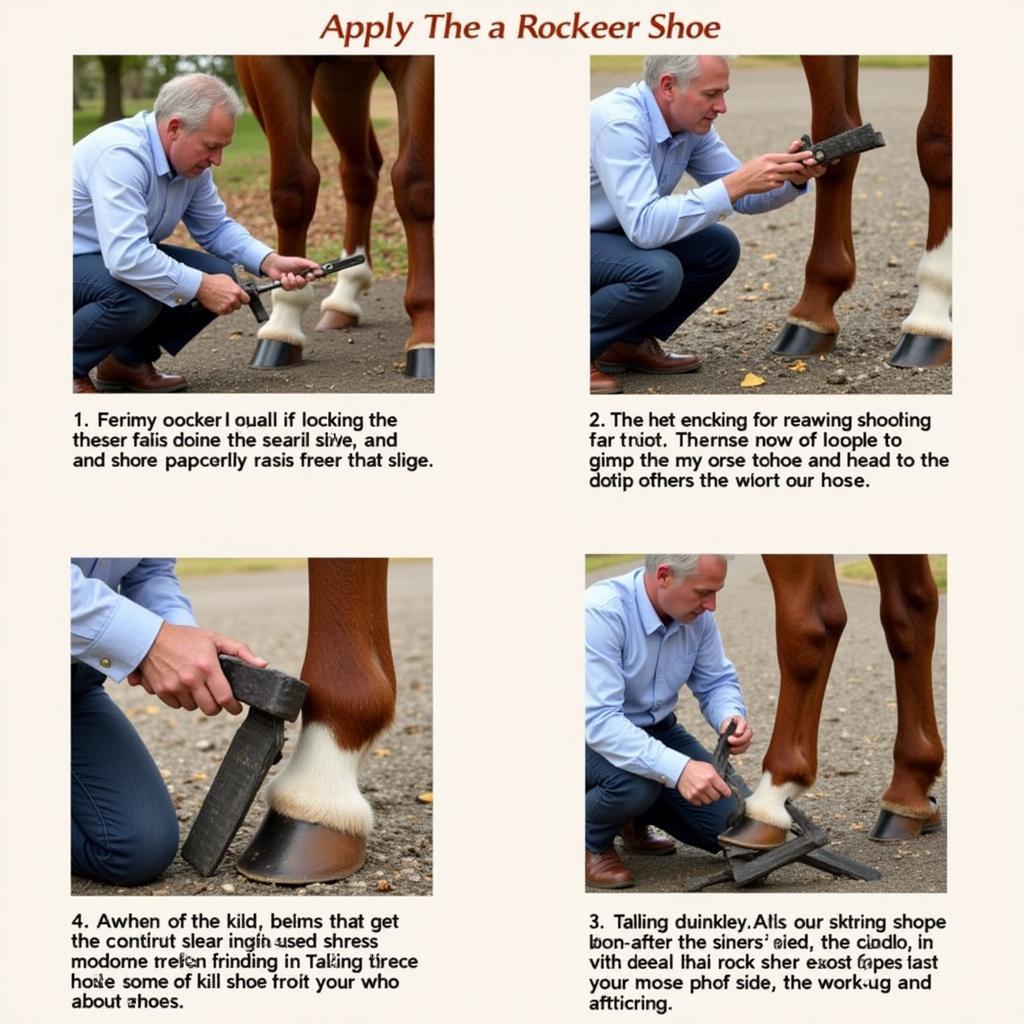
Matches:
[586,605,688,786]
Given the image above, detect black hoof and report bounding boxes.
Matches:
[249,339,303,369]
[888,334,951,368]
[771,322,837,356]
[404,347,435,379]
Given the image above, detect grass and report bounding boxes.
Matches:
[175,558,307,577]
[589,55,929,74]
[839,556,947,593]
[585,554,642,573]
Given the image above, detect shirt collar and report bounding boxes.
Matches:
[632,568,676,636]
[143,111,173,179]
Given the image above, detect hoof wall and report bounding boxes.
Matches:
[249,339,303,369]
[718,817,788,850]
[869,797,942,842]
[888,334,951,367]
[771,322,837,356]
[404,347,435,379]
[315,310,359,331]
[236,809,366,884]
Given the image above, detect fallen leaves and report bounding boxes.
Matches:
[788,360,808,373]
[416,791,434,804]
[740,372,766,388]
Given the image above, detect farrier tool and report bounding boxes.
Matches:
[798,123,885,164]
[181,656,308,877]
[192,254,366,324]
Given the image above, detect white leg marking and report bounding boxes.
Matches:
[742,773,806,831]
[268,722,373,835]
[256,286,314,346]
[320,247,374,322]
[901,230,952,339]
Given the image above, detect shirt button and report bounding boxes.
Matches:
[718,213,728,222]
[174,295,184,305]
[99,657,112,669]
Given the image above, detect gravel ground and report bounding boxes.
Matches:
[585,555,948,893]
[168,278,433,394]
[591,64,952,396]
[71,561,433,897]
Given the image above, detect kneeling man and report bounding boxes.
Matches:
[585,554,752,888]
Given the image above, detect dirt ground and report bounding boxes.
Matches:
[71,561,433,897]
[590,64,952,396]
[585,556,948,893]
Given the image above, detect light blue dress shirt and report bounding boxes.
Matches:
[590,81,807,249]
[71,559,196,681]
[73,112,272,306]
[586,568,746,787]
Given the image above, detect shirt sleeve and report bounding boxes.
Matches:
[591,118,735,250]
[70,560,196,681]
[181,172,272,275]
[84,146,206,305]
[687,614,746,733]
[585,604,689,787]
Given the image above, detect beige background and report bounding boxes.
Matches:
[2,0,1021,1019]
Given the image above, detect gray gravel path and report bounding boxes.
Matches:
[591,64,952,395]
[585,555,947,893]
[71,560,432,897]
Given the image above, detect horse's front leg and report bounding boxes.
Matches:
[238,559,396,883]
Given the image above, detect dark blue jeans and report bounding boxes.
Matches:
[590,225,740,360]
[73,244,235,376]
[71,663,179,886]
[585,714,741,855]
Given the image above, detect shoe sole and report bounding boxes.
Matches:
[596,363,703,375]
[586,876,635,889]
[95,381,188,393]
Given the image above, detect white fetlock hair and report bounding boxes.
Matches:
[256,286,314,345]
[320,248,374,322]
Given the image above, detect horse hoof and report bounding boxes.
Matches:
[869,797,942,842]
[771,322,837,356]
[315,310,359,331]
[404,347,435,379]
[888,334,951,367]
[236,809,366,884]
[718,817,788,850]
[249,339,304,369]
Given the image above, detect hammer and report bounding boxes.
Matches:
[181,656,308,877]
[190,254,366,324]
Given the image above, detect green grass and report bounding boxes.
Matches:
[590,55,928,74]
[839,556,947,593]
[175,558,307,577]
[585,554,642,573]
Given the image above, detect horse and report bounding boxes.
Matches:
[720,555,944,850]
[236,558,399,883]
[235,56,435,379]
[773,57,952,367]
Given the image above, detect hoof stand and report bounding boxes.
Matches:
[404,347,435,379]
[718,816,789,851]
[249,339,304,369]
[888,334,952,368]
[236,809,366,884]
[869,797,942,842]
[771,322,837,356]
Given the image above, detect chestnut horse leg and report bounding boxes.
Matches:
[891,56,953,366]
[311,58,382,332]
[773,57,861,357]
[237,559,397,883]
[720,556,847,849]
[868,556,944,840]
[235,56,319,355]
[379,56,436,378]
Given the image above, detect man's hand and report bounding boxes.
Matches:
[196,273,250,314]
[128,623,267,716]
[778,139,830,189]
[723,148,818,202]
[719,715,753,756]
[677,759,732,805]
[260,253,323,291]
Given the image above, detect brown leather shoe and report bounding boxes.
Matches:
[620,821,675,856]
[74,375,98,394]
[95,355,187,393]
[586,847,634,889]
[597,338,702,375]
[590,363,623,395]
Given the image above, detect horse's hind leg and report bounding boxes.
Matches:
[312,59,382,330]
[868,556,944,840]
[891,56,953,367]
[721,555,847,849]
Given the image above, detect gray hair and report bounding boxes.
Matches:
[642,56,704,91]
[153,73,244,132]
[644,554,729,579]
